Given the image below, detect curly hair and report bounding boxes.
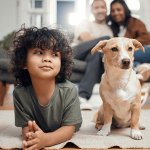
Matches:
[11,26,73,86]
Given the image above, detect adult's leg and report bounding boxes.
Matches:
[72,36,110,60]
[134,46,150,63]
[70,72,84,83]
[71,36,109,84]
[70,59,87,83]
[79,52,104,99]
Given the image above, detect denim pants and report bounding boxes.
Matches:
[134,46,150,65]
[71,36,110,99]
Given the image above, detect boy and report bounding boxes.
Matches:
[11,26,82,149]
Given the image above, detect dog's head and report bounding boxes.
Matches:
[91,37,144,69]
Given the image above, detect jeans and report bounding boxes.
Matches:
[71,36,110,99]
[134,46,150,63]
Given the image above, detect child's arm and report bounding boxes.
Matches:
[23,121,75,150]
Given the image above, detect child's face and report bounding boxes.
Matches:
[25,48,61,81]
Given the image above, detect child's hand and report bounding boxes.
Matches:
[23,121,48,150]
[26,121,34,140]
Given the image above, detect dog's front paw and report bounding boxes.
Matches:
[97,124,111,136]
[131,129,143,140]
[97,129,110,136]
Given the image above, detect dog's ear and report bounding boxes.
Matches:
[91,40,108,54]
[131,39,145,52]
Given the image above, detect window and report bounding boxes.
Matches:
[29,0,43,9]
[35,0,43,8]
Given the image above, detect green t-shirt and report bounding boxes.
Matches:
[13,80,82,132]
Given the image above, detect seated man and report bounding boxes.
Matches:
[70,0,113,110]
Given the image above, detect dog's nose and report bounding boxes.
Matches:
[122,58,130,68]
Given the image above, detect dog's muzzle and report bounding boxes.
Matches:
[121,58,130,69]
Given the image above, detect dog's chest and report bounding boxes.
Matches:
[113,85,136,101]
[102,71,139,102]
[101,72,141,125]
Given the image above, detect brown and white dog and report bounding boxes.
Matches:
[91,37,145,140]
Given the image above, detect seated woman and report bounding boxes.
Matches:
[108,0,150,65]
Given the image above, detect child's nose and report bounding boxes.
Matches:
[42,55,51,62]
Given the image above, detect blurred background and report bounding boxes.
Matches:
[0,0,150,109]
[0,0,150,41]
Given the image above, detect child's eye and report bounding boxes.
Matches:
[37,51,43,54]
[52,52,59,57]
[34,50,43,55]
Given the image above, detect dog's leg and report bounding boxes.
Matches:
[130,102,142,140]
[95,106,104,130]
[97,102,113,136]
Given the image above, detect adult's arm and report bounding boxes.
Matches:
[126,18,150,45]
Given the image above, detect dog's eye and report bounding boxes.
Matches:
[128,47,133,51]
[111,47,118,52]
